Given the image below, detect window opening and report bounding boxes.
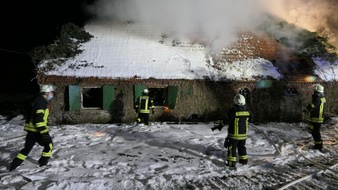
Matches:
[239,88,251,105]
[148,88,166,106]
[285,88,299,96]
[82,87,102,109]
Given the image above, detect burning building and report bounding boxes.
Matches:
[37,20,338,124]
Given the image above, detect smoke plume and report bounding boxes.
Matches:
[264,0,338,50]
[88,0,338,52]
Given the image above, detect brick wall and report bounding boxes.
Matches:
[219,33,281,63]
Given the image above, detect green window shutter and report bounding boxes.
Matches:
[167,86,178,110]
[103,85,115,110]
[134,84,147,105]
[69,85,81,111]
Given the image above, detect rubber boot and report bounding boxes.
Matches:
[9,157,23,171]
[38,156,49,167]
[239,159,248,165]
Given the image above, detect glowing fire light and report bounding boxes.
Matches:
[94,131,106,137]
[163,106,171,113]
[304,76,316,82]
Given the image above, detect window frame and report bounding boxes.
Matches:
[81,86,103,110]
[67,85,115,111]
[239,87,251,105]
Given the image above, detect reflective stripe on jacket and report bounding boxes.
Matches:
[24,95,50,133]
[136,95,154,113]
[307,96,326,123]
[227,105,251,140]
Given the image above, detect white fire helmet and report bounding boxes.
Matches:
[143,89,149,94]
[40,84,55,93]
[233,94,246,106]
[314,84,324,93]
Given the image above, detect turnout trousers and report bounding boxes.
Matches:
[308,122,323,150]
[10,131,53,171]
[137,113,150,125]
[226,138,248,167]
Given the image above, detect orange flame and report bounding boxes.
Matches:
[163,106,171,113]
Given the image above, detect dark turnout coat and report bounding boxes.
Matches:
[306,93,326,124]
[226,105,253,140]
[24,95,50,134]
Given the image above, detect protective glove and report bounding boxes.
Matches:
[224,137,229,148]
[306,104,313,112]
[211,126,216,131]
[211,124,222,131]
[38,126,47,134]
[307,125,313,133]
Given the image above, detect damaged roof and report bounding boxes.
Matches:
[39,20,282,81]
[38,20,338,82]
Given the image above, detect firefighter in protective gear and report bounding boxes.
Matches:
[213,94,253,169]
[135,89,155,126]
[304,84,326,151]
[9,84,55,171]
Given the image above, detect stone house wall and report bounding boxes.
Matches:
[44,77,338,125]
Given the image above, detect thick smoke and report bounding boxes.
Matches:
[89,0,267,51]
[88,0,338,52]
[264,0,338,49]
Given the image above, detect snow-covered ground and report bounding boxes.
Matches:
[1,115,338,189]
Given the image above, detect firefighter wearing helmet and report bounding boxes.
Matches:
[212,94,253,170]
[233,93,246,105]
[135,89,155,126]
[304,84,326,151]
[9,84,55,171]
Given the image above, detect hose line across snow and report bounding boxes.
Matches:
[277,145,338,190]
[249,123,282,156]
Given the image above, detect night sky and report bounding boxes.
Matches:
[0,0,95,94]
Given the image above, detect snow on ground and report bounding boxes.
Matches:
[1,115,338,189]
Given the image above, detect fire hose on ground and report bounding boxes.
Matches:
[249,123,283,156]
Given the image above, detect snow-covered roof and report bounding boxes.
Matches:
[42,20,283,81]
[313,58,338,81]
[42,20,338,81]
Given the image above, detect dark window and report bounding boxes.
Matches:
[239,88,251,105]
[149,88,166,106]
[82,87,102,108]
[67,85,115,111]
[285,88,299,96]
